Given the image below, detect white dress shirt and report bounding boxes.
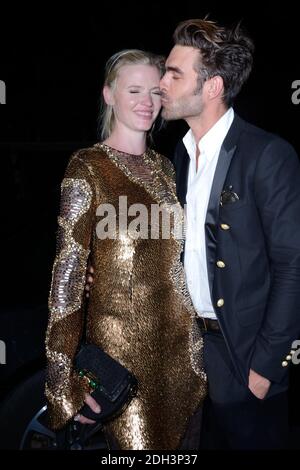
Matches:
[184,108,234,319]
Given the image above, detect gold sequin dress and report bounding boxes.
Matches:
[45,143,207,450]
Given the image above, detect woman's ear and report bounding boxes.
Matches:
[103,85,115,106]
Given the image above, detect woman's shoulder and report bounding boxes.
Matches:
[70,143,108,164]
[63,144,110,184]
[149,150,175,179]
[66,143,111,173]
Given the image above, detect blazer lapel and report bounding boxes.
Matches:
[205,114,245,296]
[174,141,190,207]
[205,145,236,295]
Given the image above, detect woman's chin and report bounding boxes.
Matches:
[134,123,153,132]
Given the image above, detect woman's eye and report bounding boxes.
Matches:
[129,90,139,94]
[152,91,162,96]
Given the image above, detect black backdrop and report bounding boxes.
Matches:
[1,1,300,305]
[0,1,300,425]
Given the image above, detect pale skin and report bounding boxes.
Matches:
[85,45,271,407]
[76,63,162,424]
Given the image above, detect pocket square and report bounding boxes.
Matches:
[220,185,240,206]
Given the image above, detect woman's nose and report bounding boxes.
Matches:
[141,93,153,106]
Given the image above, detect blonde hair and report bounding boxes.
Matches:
[99,49,165,140]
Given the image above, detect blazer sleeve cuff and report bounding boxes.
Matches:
[251,336,294,384]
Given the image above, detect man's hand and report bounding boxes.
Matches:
[84,264,95,298]
[74,393,101,424]
[248,368,271,400]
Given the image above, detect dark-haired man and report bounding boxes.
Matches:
[160,18,300,449]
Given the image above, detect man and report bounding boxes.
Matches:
[159,18,300,449]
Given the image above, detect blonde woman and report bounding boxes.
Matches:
[45,49,206,450]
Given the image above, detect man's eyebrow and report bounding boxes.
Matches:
[165,65,183,74]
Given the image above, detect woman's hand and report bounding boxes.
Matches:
[74,393,101,424]
[84,264,95,298]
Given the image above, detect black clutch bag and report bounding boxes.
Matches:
[74,343,138,423]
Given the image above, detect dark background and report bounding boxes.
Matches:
[1,0,300,306]
[0,0,300,429]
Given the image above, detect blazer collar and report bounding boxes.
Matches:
[175,114,246,205]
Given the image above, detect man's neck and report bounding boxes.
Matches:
[187,104,228,145]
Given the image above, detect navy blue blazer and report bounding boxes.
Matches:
[174,114,300,392]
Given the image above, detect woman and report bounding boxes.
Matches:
[45,49,207,450]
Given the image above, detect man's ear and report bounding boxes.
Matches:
[206,75,224,100]
[103,85,115,105]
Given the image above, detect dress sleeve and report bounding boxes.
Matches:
[45,152,96,430]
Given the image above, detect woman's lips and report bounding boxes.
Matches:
[135,111,153,118]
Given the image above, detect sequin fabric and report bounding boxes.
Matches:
[45,144,207,449]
